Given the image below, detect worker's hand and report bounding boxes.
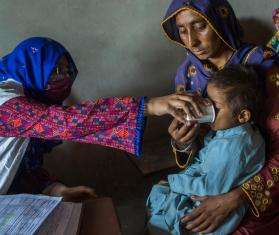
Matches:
[146,93,203,123]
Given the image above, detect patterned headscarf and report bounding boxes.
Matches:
[162,0,243,50]
[0,38,78,180]
[0,37,78,100]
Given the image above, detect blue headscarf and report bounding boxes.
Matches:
[1,38,78,192]
[162,0,243,50]
[0,37,77,97]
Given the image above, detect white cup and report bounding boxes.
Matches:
[186,102,215,124]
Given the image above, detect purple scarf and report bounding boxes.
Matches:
[162,0,278,95]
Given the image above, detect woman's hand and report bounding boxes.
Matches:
[146,93,202,123]
[168,119,199,147]
[181,188,245,233]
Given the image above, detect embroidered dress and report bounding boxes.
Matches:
[161,1,279,234]
[147,124,265,235]
[0,38,145,194]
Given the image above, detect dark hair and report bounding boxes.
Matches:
[208,65,264,122]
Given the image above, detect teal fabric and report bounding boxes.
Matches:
[146,123,265,235]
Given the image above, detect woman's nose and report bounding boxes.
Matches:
[188,30,200,48]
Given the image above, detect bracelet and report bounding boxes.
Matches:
[171,138,196,169]
[170,138,194,153]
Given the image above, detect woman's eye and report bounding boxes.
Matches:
[178,28,187,34]
[195,23,206,31]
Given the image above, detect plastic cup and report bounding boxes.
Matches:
[186,102,215,124]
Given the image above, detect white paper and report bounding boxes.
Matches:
[0,194,62,235]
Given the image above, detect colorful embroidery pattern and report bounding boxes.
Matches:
[203,63,214,73]
[263,48,276,60]
[242,166,279,217]
[0,96,146,157]
[269,71,279,88]
[187,65,197,78]
[242,177,270,217]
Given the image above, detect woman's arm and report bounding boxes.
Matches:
[0,96,146,156]
[180,188,246,233]
[0,94,193,157]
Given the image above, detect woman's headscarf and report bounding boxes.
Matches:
[0,38,78,184]
[0,37,78,99]
[162,0,243,50]
[161,0,277,97]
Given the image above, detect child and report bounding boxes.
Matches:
[146,65,265,235]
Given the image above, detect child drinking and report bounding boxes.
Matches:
[146,65,265,235]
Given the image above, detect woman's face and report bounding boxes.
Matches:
[44,55,75,103]
[206,83,236,131]
[175,9,224,60]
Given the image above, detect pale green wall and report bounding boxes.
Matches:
[0,0,277,100]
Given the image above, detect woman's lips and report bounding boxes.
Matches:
[193,49,206,55]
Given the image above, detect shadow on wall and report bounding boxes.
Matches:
[240,18,274,44]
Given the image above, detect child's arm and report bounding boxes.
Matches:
[168,135,265,196]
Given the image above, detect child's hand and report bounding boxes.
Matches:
[168,119,199,148]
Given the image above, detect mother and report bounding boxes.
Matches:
[162,0,279,234]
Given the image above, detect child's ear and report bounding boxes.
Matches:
[237,109,251,123]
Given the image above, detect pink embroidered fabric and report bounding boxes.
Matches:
[0,96,145,156]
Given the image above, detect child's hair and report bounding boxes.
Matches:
[208,65,263,122]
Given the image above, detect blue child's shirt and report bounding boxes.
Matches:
[146,123,265,235]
